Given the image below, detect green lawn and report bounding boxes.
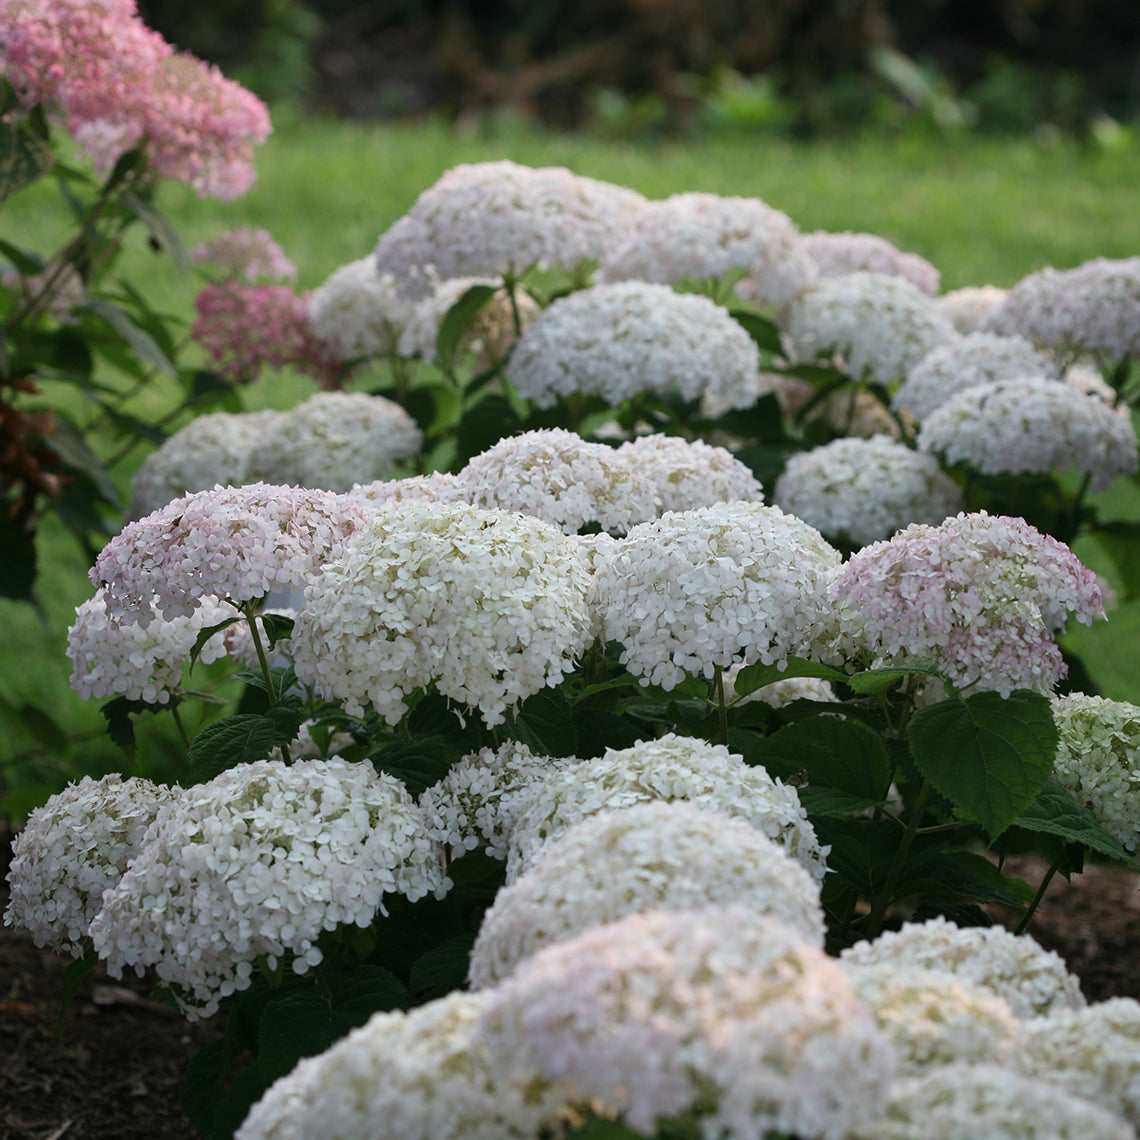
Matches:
[5,114,1140,813]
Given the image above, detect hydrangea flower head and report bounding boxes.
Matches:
[802,230,940,295]
[599,191,816,309]
[345,470,470,510]
[235,991,571,1140]
[246,391,423,492]
[89,757,448,1019]
[839,915,1086,1019]
[893,331,1060,422]
[191,227,297,282]
[474,905,895,1140]
[291,503,594,727]
[616,433,764,513]
[505,732,826,883]
[469,801,826,987]
[92,482,369,625]
[855,1063,1133,1140]
[916,376,1139,492]
[785,271,956,386]
[67,589,237,702]
[373,160,646,296]
[828,511,1104,695]
[455,428,658,535]
[127,409,285,519]
[937,283,1009,333]
[1050,693,1140,852]
[773,436,963,548]
[306,258,412,361]
[507,281,764,410]
[592,501,842,689]
[4,774,178,958]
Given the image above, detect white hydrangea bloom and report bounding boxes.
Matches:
[89,757,448,1020]
[469,801,825,987]
[616,433,764,513]
[4,774,179,958]
[306,257,411,360]
[287,719,357,761]
[68,590,237,703]
[474,905,895,1140]
[418,741,581,859]
[598,191,817,310]
[773,436,963,548]
[839,916,1086,1019]
[916,376,1139,492]
[128,409,285,520]
[345,470,471,510]
[505,732,826,883]
[396,275,538,365]
[1016,996,1140,1129]
[245,391,423,493]
[507,281,763,410]
[292,503,594,727]
[856,1063,1133,1140]
[456,428,658,535]
[937,284,1008,333]
[1050,693,1140,852]
[1065,360,1125,406]
[235,991,571,1140]
[842,963,1020,1074]
[219,607,297,671]
[784,271,956,386]
[827,511,1105,696]
[93,483,370,626]
[893,332,1060,421]
[802,230,940,295]
[984,256,1140,366]
[592,501,841,690]
[373,160,646,297]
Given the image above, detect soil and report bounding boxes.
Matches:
[2,840,1140,1140]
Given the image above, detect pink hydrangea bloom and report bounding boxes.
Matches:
[828,511,1104,696]
[91,482,371,625]
[1,0,269,200]
[192,283,343,386]
[190,227,297,283]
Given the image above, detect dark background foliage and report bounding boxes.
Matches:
[137,0,1140,134]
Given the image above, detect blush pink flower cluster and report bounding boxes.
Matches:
[1,0,270,199]
[192,283,342,386]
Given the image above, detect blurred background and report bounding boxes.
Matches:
[138,0,1140,139]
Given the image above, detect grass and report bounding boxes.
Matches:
[5,113,1140,811]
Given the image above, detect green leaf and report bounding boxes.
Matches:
[99,696,158,760]
[260,612,295,649]
[435,283,496,364]
[82,298,178,376]
[454,393,522,467]
[58,947,100,1034]
[500,690,578,757]
[185,698,306,784]
[0,236,44,274]
[747,715,891,799]
[0,120,53,201]
[233,666,299,696]
[1090,521,1140,601]
[732,656,847,699]
[1012,776,1140,867]
[189,615,243,667]
[257,991,340,1084]
[0,514,36,602]
[370,736,457,796]
[797,786,884,817]
[907,689,1058,840]
[409,934,477,1001]
[122,192,190,273]
[846,661,946,697]
[727,308,783,354]
[0,694,67,749]
[331,964,409,1021]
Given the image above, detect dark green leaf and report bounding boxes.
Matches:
[370,736,456,796]
[409,934,476,1000]
[0,120,53,201]
[122,192,189,273]
[1090,522,1140,601]
[727,308,783,354]
[331,965,409,1021]
[0,694,68,749]
[907,689,1058,840]
[208,1067,271,1140]
[436,283,496,364]
[732,656,847,699]
[846,661,946,698]
[0,236,44,274]
[257,991,339,1084]
[454,394,522,468]
[99,696,158,760]
[185,699,306,784]
[259,612,295,649]
[500,690,578,757]
[797,786,884,817]
[82,298,177,376]
[1012,776,1140,867]
[0,515,36,602]
[58,947,100,1034]
[189,615,243,667]
[180,1035,243,1136]
[233,666,299,696]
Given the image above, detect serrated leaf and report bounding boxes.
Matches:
[180,1036,240,1135]
[1012,776,1139,867]
[234,665,299,696]
[732,656,847,699]
[331,965,409,1020]
[185,699,305,784]
[257,991,339,1084]
[454,394,522,467]
[189,614,243,666]
[99,695,153,760]
[409,934,477,1000]
[436,283,496,364]
[371,736,456,796]
[500,691,578,757]
[259,612,295,649]
[58,947,100,1034]
[797,786,884,817]
[82,298,177,376]
[727,308,784,354]
[907,689,1058,840]
[750,715,891,799]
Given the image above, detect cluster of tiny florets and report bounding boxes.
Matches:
[88,757,448,1019]
[291,503,594,727]
[190,228,297,282]
[468,801,826,988]
[305,257,411,360]
[4,774,178,958]
[802,230,940,295]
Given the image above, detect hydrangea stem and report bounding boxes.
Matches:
[863,778,932,940]
[713,665,729,747]
[1014,857,1061,936]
